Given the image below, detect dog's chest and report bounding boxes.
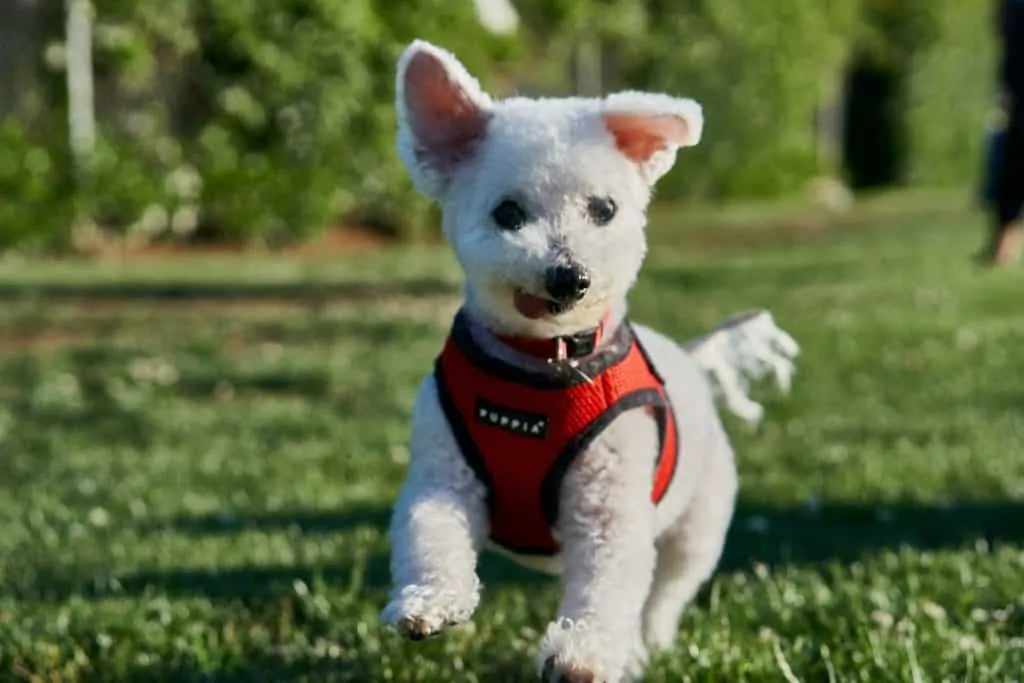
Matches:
[432,312,679,558]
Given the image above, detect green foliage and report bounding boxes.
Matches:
[181,0,389,241]
[905,0,995,187]
[856,0,941,69]
[0,0,1000,248]
[146,0,512,242]
[0,121,73,250]
[844,0,993,189]
[512,0,649,56]
[615,0,859,200]
[2,0,515,249]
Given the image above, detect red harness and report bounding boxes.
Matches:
[434,310,679,556]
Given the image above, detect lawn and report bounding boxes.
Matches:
[0,195,1022,682]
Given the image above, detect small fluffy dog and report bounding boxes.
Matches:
[381,40,799,683]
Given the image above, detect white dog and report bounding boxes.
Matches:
[381,40,800,683]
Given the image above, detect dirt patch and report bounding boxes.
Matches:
[0,332,86,355]
[287,225,393,256]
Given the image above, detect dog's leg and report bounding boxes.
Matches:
[538,411,658,683]
[641,440,738,651]
[380,377,488,640]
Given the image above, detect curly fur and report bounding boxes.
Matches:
[381,40,799,683]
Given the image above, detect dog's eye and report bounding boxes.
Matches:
[491,200,527,232]
[587,196,617,226]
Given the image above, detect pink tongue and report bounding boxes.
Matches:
[514,291,550,319]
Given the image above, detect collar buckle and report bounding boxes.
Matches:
[562,330,597,359]
[555,338,568,362]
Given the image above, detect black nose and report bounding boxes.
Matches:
[545,263,591,303]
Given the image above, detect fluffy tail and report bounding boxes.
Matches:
[683,310,800,425]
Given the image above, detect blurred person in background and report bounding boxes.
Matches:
[978,95,1005,218]
[984,0,1024,265]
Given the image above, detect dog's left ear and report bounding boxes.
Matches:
[601,92,703,185]
[396,40,494,198]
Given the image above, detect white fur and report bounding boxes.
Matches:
[383,40,799,683]
[684,311,800,425]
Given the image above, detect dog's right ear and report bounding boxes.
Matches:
[396,40,493,198]
[602,92,703,186]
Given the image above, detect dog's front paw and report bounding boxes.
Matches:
[537,619,640,683]
[395,614,446,641]
[541,657,598,683]
[381,582,479,641]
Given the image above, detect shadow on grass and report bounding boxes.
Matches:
[73,657,348,683]
[1,350,155,455]
[146,496,1024,572]
[68,648,534,683]
[0,278,458,304]
[8,559,388,604]
[6,503,551,603]
[29,499,1014,601]
[720,499,1024,573]
[140,502,393,537]
[8,551,550,604]
[172,366,335,399]
[0,313,442,452]
[8,499,1021,605]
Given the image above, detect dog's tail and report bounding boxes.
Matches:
[683,310,800,426]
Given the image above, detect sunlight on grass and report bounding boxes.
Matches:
[0,200,1021,682]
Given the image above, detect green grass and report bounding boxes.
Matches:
[0,196,1022,682]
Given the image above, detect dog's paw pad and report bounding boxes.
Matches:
[542,657,597,683]
[398,615,446,641]
[381,582,480,640]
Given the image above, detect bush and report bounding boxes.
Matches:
[612,0,859,201]
[843,0,993,190]
[515,0,993,200]
[14,0,516,248]
[904,0,995,188]
[0,120,73,250]
[0,0,998,250]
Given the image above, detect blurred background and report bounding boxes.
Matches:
[0,0,996,251]
[1,2,1022,681]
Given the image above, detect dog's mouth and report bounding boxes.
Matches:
[514,289,570,319]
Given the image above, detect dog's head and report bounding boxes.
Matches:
[396,40,703,337]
